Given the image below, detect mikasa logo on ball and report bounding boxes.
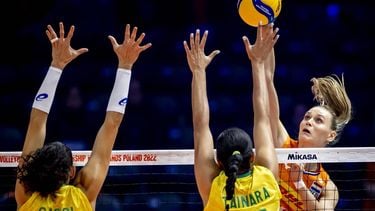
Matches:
[237,0,282,27]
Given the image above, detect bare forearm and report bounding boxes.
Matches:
[265,49,279,142]
[252,62,268,121]
[191,71,210,129]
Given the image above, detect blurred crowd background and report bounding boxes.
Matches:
[0,0,374,210]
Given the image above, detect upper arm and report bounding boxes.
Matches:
[319,180,339,210]
[303,179,339,211]
[193,125,219,206]
[76,111,123,202]
[20,109,48,157]
[15,108,48,206]
[276,120,289,148]
[253,117,279,178]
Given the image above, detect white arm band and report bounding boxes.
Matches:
[106,68,131,114]
[32,66,62,113]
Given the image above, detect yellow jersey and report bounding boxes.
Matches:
[279,137,330,210]
[19,185,92,211]
[205,165,281,211]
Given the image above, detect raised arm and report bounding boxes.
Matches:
[15,22,88,205]
[74,24,151,203]
[264,42,289,148]
[21,22,89,159]
[183,29,220,205]
[264,47,288,147]
[242,23,279,177]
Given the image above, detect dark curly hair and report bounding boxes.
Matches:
[17,141,73,199]
[216,127,254,211]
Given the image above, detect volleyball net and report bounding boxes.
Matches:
[1,147,375,210]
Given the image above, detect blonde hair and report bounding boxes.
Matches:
[310,74,352,145]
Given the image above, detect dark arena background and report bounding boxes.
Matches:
[1,0,375,210]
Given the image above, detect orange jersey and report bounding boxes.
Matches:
[279,137,330,210]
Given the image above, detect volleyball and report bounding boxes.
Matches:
[237,0,282,27]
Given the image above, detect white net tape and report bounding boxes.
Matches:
[2,147,375,167]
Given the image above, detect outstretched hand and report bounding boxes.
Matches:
[108,24,152,70]
[183,29,220,73]
[242,22,279,63]
[46,22,89,70]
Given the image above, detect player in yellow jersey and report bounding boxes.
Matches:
[262,28,353,211]
[15,22,151,210]
[183,22,281,211]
